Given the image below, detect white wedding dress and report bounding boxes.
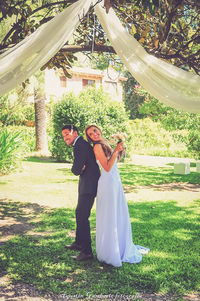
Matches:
[96,160,149,267]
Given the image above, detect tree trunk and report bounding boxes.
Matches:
[34,97,49,155]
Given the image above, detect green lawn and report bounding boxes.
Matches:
[0,157,199,300]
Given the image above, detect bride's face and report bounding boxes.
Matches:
[86,126,102,142]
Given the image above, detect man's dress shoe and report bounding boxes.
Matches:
[65,242,81,251]
[72,251,93,261]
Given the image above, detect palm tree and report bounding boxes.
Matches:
[32,71,49,155]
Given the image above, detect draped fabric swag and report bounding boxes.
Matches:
[0,0,200,113]
[95,4,200,113]
[0,0,92,96]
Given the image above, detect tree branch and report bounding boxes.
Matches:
[60,44,116,53]
[155,51,199,75]
[30,1,75,16]
[0,1,76,46]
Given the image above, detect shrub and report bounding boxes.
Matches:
[51,88,131,162]
[0,94,35,126]
[122,71,145,119]
[138,91,200,158]
[129,118,192,158]
[0,128,24,174]
[188,129,200,159]
[6,125,36,153]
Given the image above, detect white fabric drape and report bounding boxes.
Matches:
[95,4,200,113]
[0,0,93,96]
[0,0,200,113]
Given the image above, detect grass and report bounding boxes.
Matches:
[119,163,200,187]
[0,156,200,299]
[0,157,78,208]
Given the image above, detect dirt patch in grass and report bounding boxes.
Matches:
[124,183,200,193]
[142,183,200,192]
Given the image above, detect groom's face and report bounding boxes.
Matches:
[62,129,78,146]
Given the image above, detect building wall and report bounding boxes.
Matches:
[45,67,126,102]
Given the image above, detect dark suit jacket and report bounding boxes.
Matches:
[71,136,100,196]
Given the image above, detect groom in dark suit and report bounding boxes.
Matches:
[62,125,100,261]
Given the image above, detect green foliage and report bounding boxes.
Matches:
[129,118,193,158]
[94,55,110,70]
[188,130,200,159]
[138,93,200,159]
[0,93,35,126]
[51,87,131,162]
[6,125,36,153]
[0,125,38,174]
[139,96,199,130]
[138,96,168,119]
[0,128,24,174]
[122,71,145,119]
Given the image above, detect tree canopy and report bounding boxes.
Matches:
[0,0,199,75]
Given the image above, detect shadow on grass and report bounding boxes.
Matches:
[0,198,199,298]
[24,157,59,164]
[0,200,44,239]
[166,162,197,168]
[119,164,200,189]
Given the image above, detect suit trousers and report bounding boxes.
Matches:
[75,193,95,254]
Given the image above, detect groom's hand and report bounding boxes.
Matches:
[81,165,86,173]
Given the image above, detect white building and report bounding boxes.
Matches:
[45,66,126,102]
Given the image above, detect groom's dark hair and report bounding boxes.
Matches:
[62,124,79,134]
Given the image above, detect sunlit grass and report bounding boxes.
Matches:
[0,157,199,298]
[119,163,200,187]
[0,199,199,296]
[0,158,78,208]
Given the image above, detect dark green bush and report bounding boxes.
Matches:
[122,71,145,119]
[51,88,131,162]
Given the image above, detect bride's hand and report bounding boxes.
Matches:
[114,142,124,153]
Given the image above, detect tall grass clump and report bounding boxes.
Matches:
[0,128,24,174]
[5,125,36,153]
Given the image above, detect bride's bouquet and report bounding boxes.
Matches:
[110,132,127,160]
[110,132,127,144]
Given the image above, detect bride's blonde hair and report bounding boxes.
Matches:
[85,125,112,158]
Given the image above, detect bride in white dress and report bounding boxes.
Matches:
[85,125,149,267]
